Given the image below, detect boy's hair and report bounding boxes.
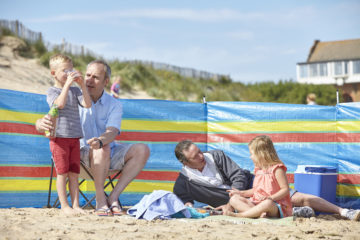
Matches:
[87,59,111,80]
[248,135,282,168]
[49,54,72,70]
[174,140,194,164]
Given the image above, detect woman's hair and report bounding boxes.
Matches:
[248,135,282,168]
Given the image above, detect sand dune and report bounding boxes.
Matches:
[0,36,153,99]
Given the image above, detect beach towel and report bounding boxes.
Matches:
[127,190,191,220]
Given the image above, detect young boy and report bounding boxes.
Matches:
[46,54,91,215]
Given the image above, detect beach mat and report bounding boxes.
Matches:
[183,215,294,226]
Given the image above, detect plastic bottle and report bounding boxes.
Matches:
[45,104,59,137]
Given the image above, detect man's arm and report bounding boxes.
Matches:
[211,150,253,191]
[173,174,195,206]
[35,115,53,134]
[87,126,118,149]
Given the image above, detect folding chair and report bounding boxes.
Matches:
[47,157,123,209]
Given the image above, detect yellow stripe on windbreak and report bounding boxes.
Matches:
[337,121,360,132]
[0,109,44,125]
[122,120,206,132]
[337,184,360,197]
[1,179,359,197]
[0,179,174,193]
[208,121,336,133]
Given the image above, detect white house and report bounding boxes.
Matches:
[296,39,360,102]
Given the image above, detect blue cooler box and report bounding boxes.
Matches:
[294,165,337,204]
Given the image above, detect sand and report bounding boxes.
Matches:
[0,208,359,240]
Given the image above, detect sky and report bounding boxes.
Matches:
[1,0,360,83]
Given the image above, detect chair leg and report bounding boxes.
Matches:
[78,179,95,209]
[47,158,55,208]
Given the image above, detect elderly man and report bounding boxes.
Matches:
[36,60,149,216]
[173,140,360,220]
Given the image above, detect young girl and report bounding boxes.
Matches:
[224,135,292,218]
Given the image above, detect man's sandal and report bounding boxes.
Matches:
[109,201,126,216]
[95,207,113,217]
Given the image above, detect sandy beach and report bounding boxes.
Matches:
[0,208,359,240]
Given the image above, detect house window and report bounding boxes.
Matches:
[334,62,343,75]
[344,61,349,74]
[300,65,308,78]
[319,63,327,76]
[353,60,360,74]
[309,64,318,77]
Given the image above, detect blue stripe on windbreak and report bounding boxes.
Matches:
[337,103,360,120]
[337,196,360,209]
[1,192,357,209]
[0,192,148,208]
[0,89,48,113]
[337,144,360,173]
[207,101,335,121]
[0,135,51,165]
[208,143,339,172]
[144,143,207,170]
[120,99,205,121]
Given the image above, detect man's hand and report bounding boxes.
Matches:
[227,188,244,197]
[215,203,233,214]
[184,202,194,208]
[87,137,102,150]
[227,188,253,198]
[35,115,53,134]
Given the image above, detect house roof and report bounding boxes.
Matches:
[307,39,360,62]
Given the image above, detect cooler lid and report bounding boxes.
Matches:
[295,165,337,173]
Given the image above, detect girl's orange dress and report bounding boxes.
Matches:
[251,164,292,217]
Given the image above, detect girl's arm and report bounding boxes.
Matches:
[268,167,290,201]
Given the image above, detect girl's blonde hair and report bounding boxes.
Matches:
[248,135,283,168]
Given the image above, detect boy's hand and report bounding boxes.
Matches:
[72,70,85,87]
[66,70,82,86]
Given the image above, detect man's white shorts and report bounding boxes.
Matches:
[80,143,133,170]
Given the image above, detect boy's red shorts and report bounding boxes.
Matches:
[50,138,80,175]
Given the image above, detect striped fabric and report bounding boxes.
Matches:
[0,89,359,208]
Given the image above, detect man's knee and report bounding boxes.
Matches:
[92,145,111,164]
[291,192,314,206]
[127,143,150,162]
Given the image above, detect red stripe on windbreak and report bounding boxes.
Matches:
[116,132,207,142]
[0,122,40,135]
[0,166,179,181]
[336,133,360,142]
[208,133,340,143]
[136,171,179,181]
[338,174,360,185]
[2,166,358,185]
[2,122,360,143]
[0,166,55,178]
[287,173,294,184]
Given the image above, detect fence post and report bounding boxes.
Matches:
[15,20,19,37]
[61,38,65,53]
